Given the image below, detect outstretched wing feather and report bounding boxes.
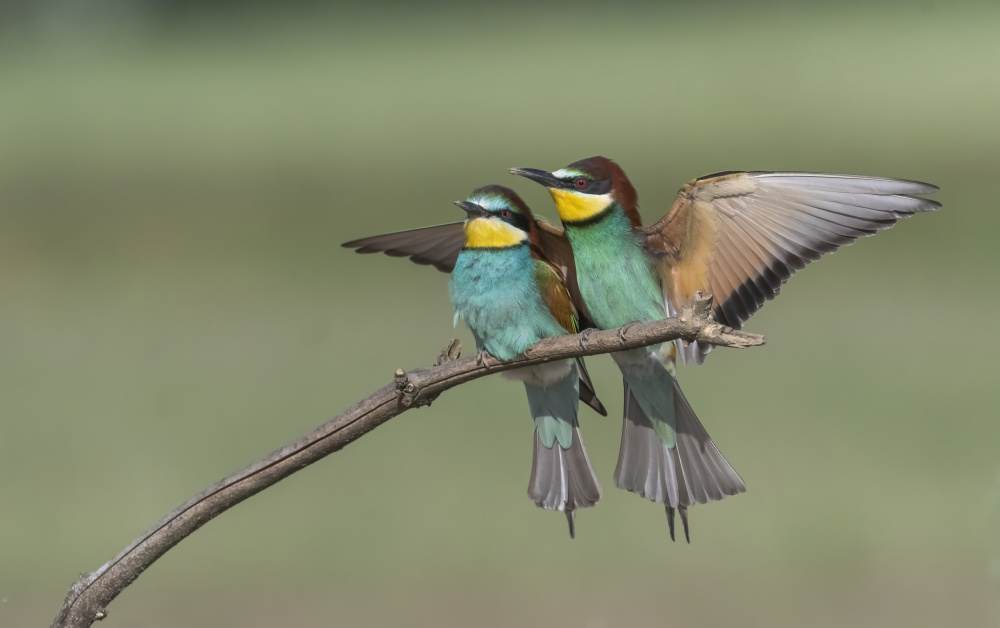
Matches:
[644,171,940,364]
[341,222,467,272]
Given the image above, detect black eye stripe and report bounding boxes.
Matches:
[488,207,530,233]
[509,212,531,232]
[558,177,612,195]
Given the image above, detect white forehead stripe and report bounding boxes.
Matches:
[468,195,512,212]
[551,169,586,179]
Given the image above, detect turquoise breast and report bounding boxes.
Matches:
[449,244,567,361]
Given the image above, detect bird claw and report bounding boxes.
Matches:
[475,349,491,367]
[577,328,595,351]
[618,321,640,342]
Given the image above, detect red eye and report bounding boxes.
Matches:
[500,209,511,218]
[574,177,588,189]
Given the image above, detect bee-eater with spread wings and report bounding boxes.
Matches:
[511,157,940,541]
[344,186,605,537]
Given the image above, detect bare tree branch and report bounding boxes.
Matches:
[50,295,763,628]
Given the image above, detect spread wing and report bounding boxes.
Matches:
[643,171,941,364]
[341,222,466,272]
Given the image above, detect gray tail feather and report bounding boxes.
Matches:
[528,424,602,538]
[613,379,745,514]
[674,338,713,366]
[665,504,690,543]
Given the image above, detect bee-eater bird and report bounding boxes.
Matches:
[343,185,605,537]
[342,188,607,417]
[451,187,604,537]
[511,157,940,542]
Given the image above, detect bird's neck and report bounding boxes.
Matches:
[562,202,633,236]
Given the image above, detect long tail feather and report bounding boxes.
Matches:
[527,424,602,535]
[525,370,602,538]
[613,374,744,537]
[665,505,691,543]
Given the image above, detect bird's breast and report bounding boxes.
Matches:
[449,247,563,360]
[568,231,666,329]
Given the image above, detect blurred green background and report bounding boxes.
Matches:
[2,1,998,626]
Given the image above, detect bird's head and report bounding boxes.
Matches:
[509,156,640,227]
[455,185,534,249]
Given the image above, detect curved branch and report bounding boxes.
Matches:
[51,294,763,628]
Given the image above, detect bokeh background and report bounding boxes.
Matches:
[2,1,998,626]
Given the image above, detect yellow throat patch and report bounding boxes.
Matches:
[548,188,612,223]
[464,218,527,249]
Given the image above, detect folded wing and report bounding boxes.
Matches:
[532,222,596,331]
[643,171,940,364]
[535,259,607,417]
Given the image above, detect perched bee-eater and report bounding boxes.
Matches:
[511,157,940,541]
[343,188,607,417]
[344,186,605,537]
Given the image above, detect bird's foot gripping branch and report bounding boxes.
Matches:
[50,293,762,628]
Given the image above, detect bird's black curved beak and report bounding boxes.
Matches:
[508,167,562,188]
[454,200,491,218]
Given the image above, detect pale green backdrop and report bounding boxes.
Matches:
[1,2,998,626]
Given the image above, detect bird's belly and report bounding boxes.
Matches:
[454,291,532,359]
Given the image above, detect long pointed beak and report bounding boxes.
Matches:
[454,200,491,218]
[508,167,562,188]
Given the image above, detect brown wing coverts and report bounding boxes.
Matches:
[532,221,596,331]
[645,172,940,336]
[533,257,608,416]
[535,260,579,335]
[341,222,467,273]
